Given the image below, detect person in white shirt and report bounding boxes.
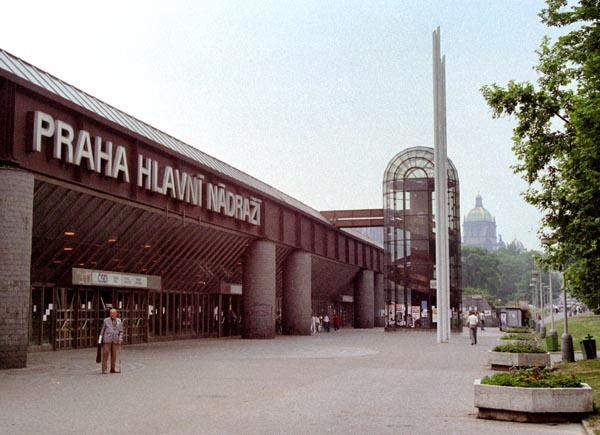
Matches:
[467,311,479,345]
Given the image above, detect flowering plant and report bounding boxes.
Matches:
[481,367,582,388]
[492,343,546,353]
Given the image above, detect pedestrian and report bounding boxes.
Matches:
[310,314,317,335]
[99,308,123,374]
[315,315,321,333]
[324,314,331,332]
[333,314,340,331]
[467,311,479,345]
[479,311,485,331]
[275,310,283,335]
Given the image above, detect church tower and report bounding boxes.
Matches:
[462,194,499,251]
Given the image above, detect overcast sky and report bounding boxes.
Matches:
[1,1,561,249]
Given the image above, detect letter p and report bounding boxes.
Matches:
[32,111,55,152]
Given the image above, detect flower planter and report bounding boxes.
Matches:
[488,350,550,370]
[502,332,536,339]
[474,379,593,423]
[498,339,539,347]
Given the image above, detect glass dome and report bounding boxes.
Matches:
[382,146,462,331]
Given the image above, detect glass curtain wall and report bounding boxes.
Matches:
[383,147,461,330]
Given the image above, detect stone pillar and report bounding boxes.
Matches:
[354,269,374,328]
[0,167,34,369]
[282,250,311,335]
[374,272,385,327]
[242,240,276,339]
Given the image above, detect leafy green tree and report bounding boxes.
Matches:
[495,248,534,302]
[481,0,600,308]
[461,246,501,295]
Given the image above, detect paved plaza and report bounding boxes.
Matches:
[0,328,585,435]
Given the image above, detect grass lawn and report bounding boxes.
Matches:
[555,358,600,434]
[541,313,600,352]
[552,315,600,433]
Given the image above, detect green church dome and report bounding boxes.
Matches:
[465,194,494,222]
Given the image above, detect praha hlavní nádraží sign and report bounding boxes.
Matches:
[30,111,261,226]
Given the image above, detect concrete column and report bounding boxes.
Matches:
[282,250,311,335]
[242,240,276,339]
[374,272,385,327]
[0,167,34,369]
[354,269,374,328]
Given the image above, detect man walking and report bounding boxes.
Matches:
[467,311,479,345]
[99,308,123,374]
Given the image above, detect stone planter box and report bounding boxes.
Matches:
[502,332,536,339]
[488,350,550,370]
[474,379,593,422]
[498,339,539,346]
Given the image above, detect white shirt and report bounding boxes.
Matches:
[467,314,479,328]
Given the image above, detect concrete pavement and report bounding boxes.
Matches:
[0,328,585,435]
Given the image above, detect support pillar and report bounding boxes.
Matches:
[0,167,34,369]
[242,240,276,339]
[374,272,385,327]
[354,269,374,328]
[282,250,311,335]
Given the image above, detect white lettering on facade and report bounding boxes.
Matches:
[32,111,54,152]
[112,145,130,183]
[94,137,113,177]
[74,130,95,171]
[206,183,261,225]
[54,120,75,163]
[136,153,204,207]
[29,111,260,226]
[31,111,130,182]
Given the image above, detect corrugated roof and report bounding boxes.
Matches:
[0,48,330,224]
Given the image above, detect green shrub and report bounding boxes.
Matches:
[500,335,534,341]
[504,327,533,334]
[492,343,546,353]
[481,367,582,388]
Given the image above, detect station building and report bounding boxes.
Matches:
[0,49,384,369]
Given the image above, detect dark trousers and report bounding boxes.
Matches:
[102,343,119,372]
[469,326,478,345]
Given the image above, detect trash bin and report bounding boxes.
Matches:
[580,334,597,360]
[545,334,559,352]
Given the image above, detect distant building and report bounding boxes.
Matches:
[462,194,502,251]
[507,237,525,252]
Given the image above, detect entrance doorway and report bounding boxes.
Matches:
[29,286,149,350]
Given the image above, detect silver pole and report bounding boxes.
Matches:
[433,26,450,343]
[433,27,442,343]
[440,54,450,340]
[539,270,546,338]
[549,271,555,331]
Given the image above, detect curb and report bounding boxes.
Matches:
[582,418,594,435]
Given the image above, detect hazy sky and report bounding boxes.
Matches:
[1,1,560,249]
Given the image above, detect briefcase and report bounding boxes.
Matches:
[96,337,102,363]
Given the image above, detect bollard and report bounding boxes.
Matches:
[539,325,546,339]
[580,334,597,360]
[546,329,559,352]
[562,333,575,362]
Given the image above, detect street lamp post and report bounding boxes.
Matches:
[561,273,575,362]
[539,270,546,338]
[529,280,537,330]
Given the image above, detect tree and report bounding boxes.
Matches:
[461,246,501,295]
[494,248,534,302]
[481,0,600,308]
